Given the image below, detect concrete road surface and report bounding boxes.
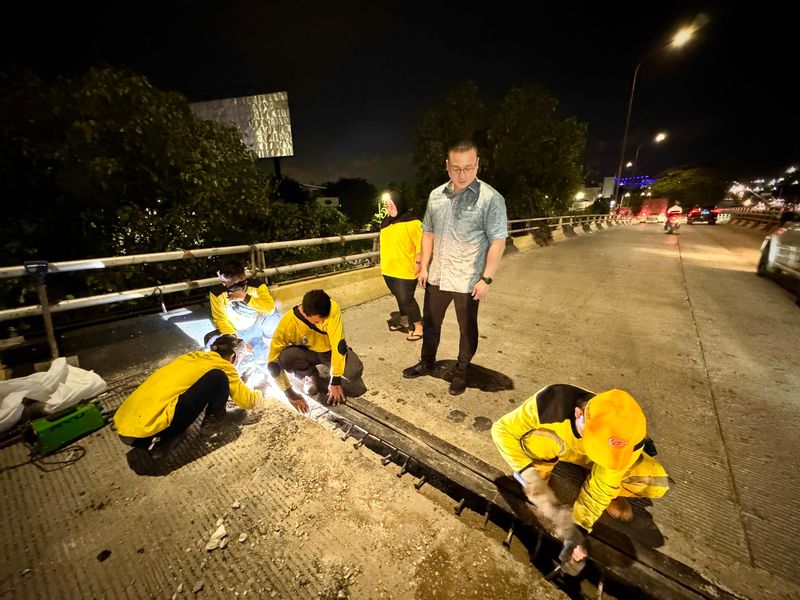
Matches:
[2,221,797,599]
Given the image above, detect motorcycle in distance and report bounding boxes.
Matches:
[664,212,682,234]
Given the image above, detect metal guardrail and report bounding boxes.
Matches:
[0,213,627,358]
[721,207,783,225]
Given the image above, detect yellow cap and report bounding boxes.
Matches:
[582,389,647,471]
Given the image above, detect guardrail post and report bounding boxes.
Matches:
[23,260,59,360]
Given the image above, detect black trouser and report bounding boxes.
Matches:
[421,284,480,373]
[278,345,367,397]
[383,275,422,324]
[120,369,229,448]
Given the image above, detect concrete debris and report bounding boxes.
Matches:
[220,537,229,550]
[177,583,183,593]
[205,524,228,551]
[232,500,241,509]
[192,580,204,594]
[238,533,248,543]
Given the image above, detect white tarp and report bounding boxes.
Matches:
[0,358,107,432]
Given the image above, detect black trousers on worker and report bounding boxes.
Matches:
[383,275,422,324]
[420,284,480,373]
[278,345,367,397]
[120,369,229,448]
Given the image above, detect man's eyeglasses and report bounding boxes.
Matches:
[448,164,477,176]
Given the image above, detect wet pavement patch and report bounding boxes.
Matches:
[447,410,467,423]
[472,416,493,431]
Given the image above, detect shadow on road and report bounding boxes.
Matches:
[125,408,260,476]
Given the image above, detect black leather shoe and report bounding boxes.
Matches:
[449,373,467,396]
[402,361,434,379]
[149,435,180,459]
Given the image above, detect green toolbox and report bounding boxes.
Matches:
[29,403,107,454]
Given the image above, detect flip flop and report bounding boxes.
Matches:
[406,332,423,341]
[389,324,405,331]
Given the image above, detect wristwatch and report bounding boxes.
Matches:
[481,276,493,285]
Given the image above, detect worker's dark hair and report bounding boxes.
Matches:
[217,258,246,279]
[208,334,243,360]
[302,289,332,318]
[448,138,479,156]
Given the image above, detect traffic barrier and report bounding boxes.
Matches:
[511,234,536,251]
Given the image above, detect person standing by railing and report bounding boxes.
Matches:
[379,190,423,342]
[402,139,508,396]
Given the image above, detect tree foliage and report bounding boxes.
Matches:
[648,166,731,208]
[324,178,379,229]
[413,81,587,218]
[0,66,349,318]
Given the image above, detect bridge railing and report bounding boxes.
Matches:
[0,213,629,358]
[720,207,784,225]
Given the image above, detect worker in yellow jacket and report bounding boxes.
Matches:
[379,190,423,341]
[267,289,367,407]
[492,384,669,572]
[209,259,279,362]
[114,335,290,459]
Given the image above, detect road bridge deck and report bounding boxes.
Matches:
[1,223,798,599]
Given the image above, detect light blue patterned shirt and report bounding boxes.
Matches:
[422,179,508,293]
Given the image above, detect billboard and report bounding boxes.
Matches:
[190,91,294,158]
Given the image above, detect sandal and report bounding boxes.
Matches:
[406,332,423,341]
[389,323,405,331]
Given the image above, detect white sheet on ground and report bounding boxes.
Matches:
[0,358,107,430]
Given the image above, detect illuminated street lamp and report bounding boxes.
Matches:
[613,25,698,206]
[632,131,668,178]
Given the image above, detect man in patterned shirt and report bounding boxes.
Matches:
[402,139,508,395]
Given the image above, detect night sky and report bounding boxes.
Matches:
[3,2,797,187]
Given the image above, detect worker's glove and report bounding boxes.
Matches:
[558,525,588,576]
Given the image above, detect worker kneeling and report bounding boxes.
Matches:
[268,289,367,407]
[114,335,276,458]
[491,385,669,574]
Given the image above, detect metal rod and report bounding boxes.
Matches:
[503,523,515,548]
[413,475,427,490]
[340,423,354,441]
[453,498,466,516]
[0,234,380,280]
[397,455,410,477]
[544,565,562,581]
[36,283,59,360]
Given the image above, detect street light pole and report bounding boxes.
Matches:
[631,132,667,180]
[613,26,695,208]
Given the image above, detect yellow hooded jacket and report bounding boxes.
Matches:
[380,219,422,279]
[267,300,346,390]
[209,281,276,335]
[114,351,263,438]
[492,384,644,532]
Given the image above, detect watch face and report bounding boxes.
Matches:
[483,276,492,284]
